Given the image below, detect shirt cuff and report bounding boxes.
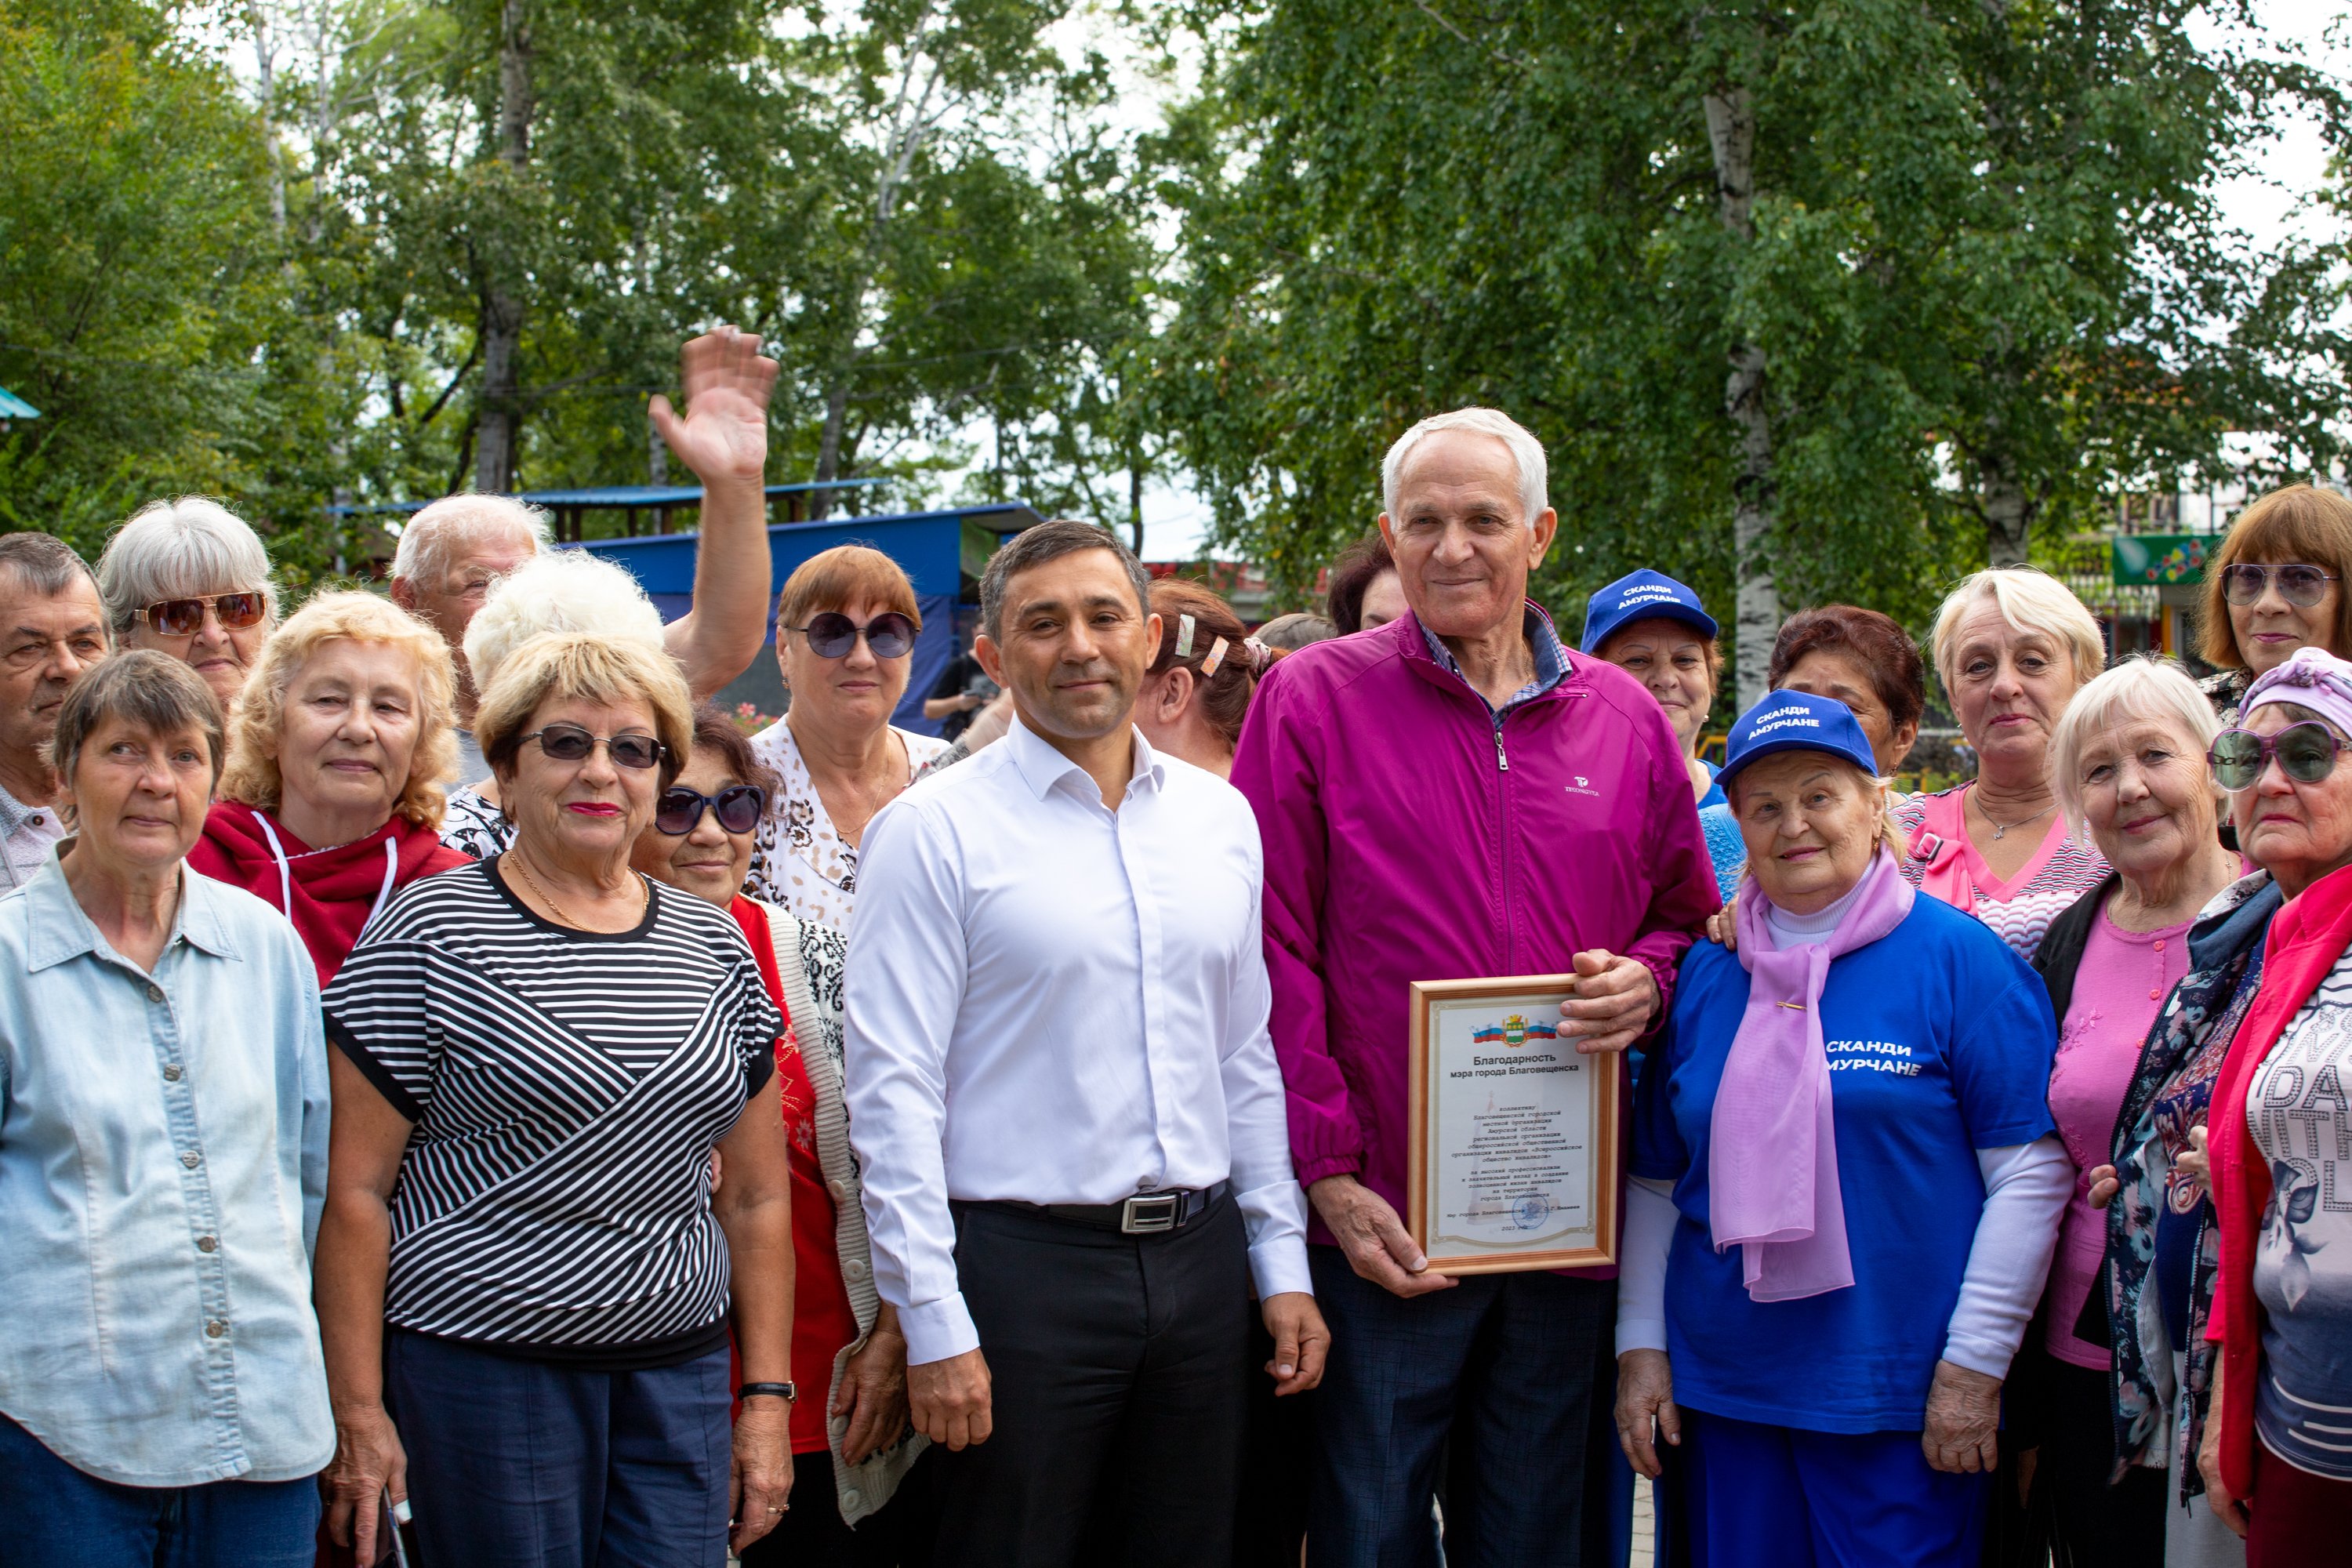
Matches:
[1615,1317,1669,1358]
[1249,1236,1315,1301]
[898,1292,981,1367]
[1939,1329,2015,1381]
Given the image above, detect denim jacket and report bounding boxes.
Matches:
[0,847,334,1486]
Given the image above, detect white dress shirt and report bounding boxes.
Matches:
[844,717,1312,1365]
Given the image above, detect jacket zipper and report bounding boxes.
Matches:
[1494,710,1513,971]
[1493,720,1508,772]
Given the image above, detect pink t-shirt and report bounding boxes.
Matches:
[2044,908,2194,1367]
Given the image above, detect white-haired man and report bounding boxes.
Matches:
[0,533,109,890]
[391,326,780,781]
[1232,408,1719,1564]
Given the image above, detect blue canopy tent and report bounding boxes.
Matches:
[575,502,1045,735]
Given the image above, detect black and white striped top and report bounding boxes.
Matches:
[323,859,780,1364]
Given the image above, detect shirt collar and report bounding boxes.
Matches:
[23,847,241,972]
[0,779,41,837]
[1003,711,1166,804]
[1418,602,1571,713]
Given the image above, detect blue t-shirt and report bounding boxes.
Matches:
[1632,896,2058,1434]
[1697,760,1726,812]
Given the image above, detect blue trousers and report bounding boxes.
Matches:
[1682,1408,1990,1568]
[383,1330,733,1568]
[0,1412,319,1568]
[1305,1244,1613,1567]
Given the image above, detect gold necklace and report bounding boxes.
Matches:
[510,851,642,930]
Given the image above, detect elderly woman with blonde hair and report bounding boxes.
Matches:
[189,591,471,982]
[97,496,281,712]
[314,632,796,1566]
[1898,566,2113,956]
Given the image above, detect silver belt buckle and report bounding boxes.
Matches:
[1121,1192,1181,1234]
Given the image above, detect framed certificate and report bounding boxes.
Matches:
[1406,975,1620,1274]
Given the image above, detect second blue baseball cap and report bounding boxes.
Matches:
[1580,568,1719,653]
[1718,691,1879,787]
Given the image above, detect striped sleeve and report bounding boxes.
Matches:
[321,935,437,1123]
[725,947,783,1098]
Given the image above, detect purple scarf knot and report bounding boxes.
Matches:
[1708,849,1915,1302]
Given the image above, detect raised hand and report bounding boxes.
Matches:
[652,325,779,486]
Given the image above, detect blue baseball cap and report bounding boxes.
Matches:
[1579,568,1718,653]
[1718,691,1879,787]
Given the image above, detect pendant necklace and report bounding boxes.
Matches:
[1976,793,2056,841]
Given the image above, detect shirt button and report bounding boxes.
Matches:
[180,1151,201,1169]
[146,983,165,1004]
[204,1319,227,1339]
[162,1064,183,1082]
[2149,989,2161,1000]
[844,1259,869,1283]
[2154,940,2165,953]
[27,813,41,826]
[195,1236,217,1253]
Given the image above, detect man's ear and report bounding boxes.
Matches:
[389,577,416,611]
[1526,506,1559,569]
[974,633,1005,688]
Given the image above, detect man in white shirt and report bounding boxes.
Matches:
[0,534,108,891]
[844,518,1327,1566]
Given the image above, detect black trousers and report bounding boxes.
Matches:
[735,1446,941,1568]
[2034,1353,2167,1568]
[935,1190,1254,1568]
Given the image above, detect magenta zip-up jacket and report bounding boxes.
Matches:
[1231,606,1721,1261]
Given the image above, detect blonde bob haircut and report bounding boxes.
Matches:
[2050,655,2223,839]
[1929,566,2107,699]
[219,591,459,829]
[474,632,693,792]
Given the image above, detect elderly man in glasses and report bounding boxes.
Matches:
[0,533,110,891]
[390,326,783,783]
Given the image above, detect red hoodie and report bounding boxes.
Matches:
[188,800,472,985]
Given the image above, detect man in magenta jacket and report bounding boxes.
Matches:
[1232,408,1719,1565]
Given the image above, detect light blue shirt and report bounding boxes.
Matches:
[0,847,334,1486]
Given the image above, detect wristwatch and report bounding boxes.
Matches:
[738,1381,797,1403]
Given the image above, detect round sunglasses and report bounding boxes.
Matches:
[2209,721,2350,791]
[140,591,268,638]
[784,611,916,660]
[520,723,668,771]
[655,782,767,837]
[2222,562,2339,609]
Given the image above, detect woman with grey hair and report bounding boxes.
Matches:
[0,652,334,1563]
[98,498,280,712]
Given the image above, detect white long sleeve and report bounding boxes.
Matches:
[1940,1135,2071,1377]
[1614,1176,1679,1357]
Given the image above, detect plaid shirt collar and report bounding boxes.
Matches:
[1421,603,1570,717]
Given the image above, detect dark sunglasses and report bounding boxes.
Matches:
[655,782,767,836]
[140,591,267,637]
[521,723,668,771]
[2210,721,2350,791]
[2222,562,2339,609]
[785,611,916,660]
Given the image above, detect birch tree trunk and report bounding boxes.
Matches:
[1704,85,1779,710]
[474,0,532,495]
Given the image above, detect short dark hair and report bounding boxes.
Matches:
[1324,533,1396,634]
[0,532,101,601]
[1767,605,1926,734]
[686,702,781,800]
[979,519,1151,641]
[48,649,224,789]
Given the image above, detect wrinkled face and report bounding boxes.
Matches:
[1733,751,1886,914]
[2229,560,2342,679]
[1359,570,1408,631]
[395,526,539,669]
[2072,716,2218,886]
[122,587,269,710]
[276,640,424,832]
[2233,706,2352,890]
[1379,430,1556,642]
[1946,603,2082,771]
[499,695,662,867]
[1599,618,1714,753]
[61,715,213,873]
[1777,648,1918,775]
[0,576,107,768]
[977,549,1157,746]
[630,751,754,908]
[775,593,915,741]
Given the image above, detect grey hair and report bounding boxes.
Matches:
[96,498,279,637]
[47,648,224,790]
[2052,655,2222,836]
[1381,408,1550,531]
[390,493,550,589]
[979,518,1152,641]
[0,532,101,603]
[463,550,670,696]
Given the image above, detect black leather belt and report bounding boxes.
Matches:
[967,1181,1231,1236]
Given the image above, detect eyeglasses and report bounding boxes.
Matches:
[655,782,767,836]
[2222,563,2339,608]
[784,612,916,660]
[2209,722,2350,790]
[519,723,668,771]
[139,592,267,637]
